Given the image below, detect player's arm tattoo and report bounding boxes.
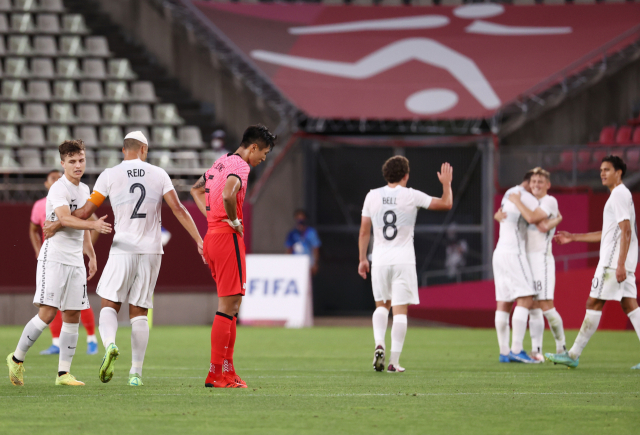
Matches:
[193,176,206,190]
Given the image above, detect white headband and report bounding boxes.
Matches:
[124,131,148,146]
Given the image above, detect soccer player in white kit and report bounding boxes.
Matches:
[547,156,640,369]
[507,168,565,360]
[358,156,453,372]
[493,171,542,363]
[48,131,204,386]
[6,140,112,386]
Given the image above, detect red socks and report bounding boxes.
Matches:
[49,311,62,339]
[81,308,95,336]
[210,312,233,380]
[224,315,237,373]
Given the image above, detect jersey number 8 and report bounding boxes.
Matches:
[383,210,398,241]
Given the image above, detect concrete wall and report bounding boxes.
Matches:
[501,57,640,146]
[0,293,219,325]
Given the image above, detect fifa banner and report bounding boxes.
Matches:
[239,255,313,328]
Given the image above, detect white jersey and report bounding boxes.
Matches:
[495,185,539,255]
[37,175,90,268]
[526,194,559,256]
[597,183,638,273]
[361,185,432,266]
[92,159,174,255]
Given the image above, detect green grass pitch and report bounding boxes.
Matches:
[1,325,639,434]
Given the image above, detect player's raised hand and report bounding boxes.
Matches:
[554,230,573,245]
[437,163,453,185]
[87,256,97,281]
[358,259,370,279]
[92,215,112,234]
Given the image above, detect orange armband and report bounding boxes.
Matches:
[87,191,105,207]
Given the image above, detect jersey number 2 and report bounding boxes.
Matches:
[130,183,147,219]
[383,210,398,240]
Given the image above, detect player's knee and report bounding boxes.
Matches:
[621,297,639,314]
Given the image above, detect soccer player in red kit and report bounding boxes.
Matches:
[191,124,276,388]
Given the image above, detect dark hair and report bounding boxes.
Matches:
[523,169,536,182]
[241,124,277,150]
[123,138,145,151]
[58,140,85,160]
[602,155,627,178]
[294,209,307,218]
[382,156,410,184]
[47,169,61,177]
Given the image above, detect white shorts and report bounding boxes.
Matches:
[371,264,419,306]
[34,260,88,311]
[589,267,637,301]
[528,253,556,301]
[493,251,536,302]
[96,254,162,309]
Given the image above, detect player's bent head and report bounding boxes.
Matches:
[601,155,626,179]
[241,124,277,151]
[523,169,536,182]
[59,139,85,163]
[382,156,410,184]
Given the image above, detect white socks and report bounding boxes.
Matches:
[87,335,98,344]
[569,309,602,360]
[543,308,566,353]
[628,308,640,343]
[130,316,149,376]
[15,314,48,361]
[494,311,510,356]
[58,322,79,373]
[529,308,544,355]
[510,306,529,354]
[390,314,407,366]
[99,307,118,349]
[52,337,60,347]
[372,307,389,348]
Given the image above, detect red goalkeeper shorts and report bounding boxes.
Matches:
[203,229,246,297]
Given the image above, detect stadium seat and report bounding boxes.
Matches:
[59,36,84,56]
[106,81,130,102]
[132,81,156,102]
[32,58,54,78]
[591,150,608,169]
[178,126,203,148]
[43,148,60,167]
[154,104,184,125]
[21,125,45,146]
[598,126,616,145]
[11,13,36,33]
[47,125,71,145]
[97,149,120,167]
[28,80,52,101]
[148,150,174,168]
[632,127,640,144]
[0,148,18,168]
[5,57,30,78]
[173,150,199,169]
[40,0,64,13]
[0,102,23,123]
[73,126,98,147]
[34,36,56,56]
[62,15,89,34]
[24,103,48,123]
[85,36,110,57]
[14,0,38,11]
[54,80,80,101]
[2,79,27,100]
[50,103,77,124]
[577,150,594,172]
[0,36,6,55]
[0,0,9,12]
[84,148,96,168]
[83,59,106,79]
[0,125,20,146]
[615,126,633,145]
[37,14,60,34]
[152,126,177,148]
[56,58,82,78]
[0,14,8,33]
[129,104,152,125]
[77,103,100,124]
[626,149,640,171]
[103,103,129,124]
[99,126,123,146]
[200,150,220,168]
[17,148,41,168]
[108,59,137,79]
[8,35,32,55]
[80,81,103,102]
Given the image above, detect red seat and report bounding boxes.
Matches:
[632,127,640,144]
[629,114,640,126]
[557,151,574,171]
[577,150,594,171]
[599,126,616,145]
[627,149,640,171]
[615,126,633,145]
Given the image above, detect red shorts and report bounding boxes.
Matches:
[203,230,246,297]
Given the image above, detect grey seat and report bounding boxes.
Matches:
[83,59,106,79]
[53,80,80,101]
[0,103,23,123]
[178,126,203,149]
[0,1,10,12]
[50,103,76,124]
[73,126,98,147]
[5,57,30,78]
[34,36,56,56]
[21,125,45,146]
[8,35,32,55]
[24,103,47,123]
[47,125,71,146]
[129,104,152,125]
[132,82,156,102]
[28,80,52,101]
[199,150,222,168]
[62,15,89,34]
[32,58,55,78]
[37,14,60,34]
[11,13,36,33]
[44,148,60,167]
[85,36,110,57]
[2,80,27,100]
[77,103,100,124]
[14,0,38,11]
[103,103,128,124]
[0,125,20,146]
[56,58,82,78]
[152,126,177,148]
[173,151,199,169]
[0,13,8,34]
[0,148,19,168]
[148,150,174,169]
[0,35,6,55]
[99,126,123,147]
[106,81,130,102]
[40,0,64,12]
[59,36,83,56]
[83,148,96,168]
[154,104,183,125]
[108,59,136,79]
[97,149,120,168]
[17,148,41,168]
[80,81,103,102]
